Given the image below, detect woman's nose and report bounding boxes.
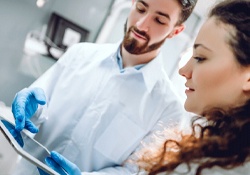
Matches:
[179,61,192,79]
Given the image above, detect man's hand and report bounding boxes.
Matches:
[1,119,24,147]
[12,87,46,133]
[45,151,81,175]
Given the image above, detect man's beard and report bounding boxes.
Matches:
[122,25,166,55]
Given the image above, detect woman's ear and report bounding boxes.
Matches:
[243,72,250,91]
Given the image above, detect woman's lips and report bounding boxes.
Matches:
[185,87,195,94]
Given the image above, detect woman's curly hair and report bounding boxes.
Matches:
[138,0,250,174]
[139,100,250,175]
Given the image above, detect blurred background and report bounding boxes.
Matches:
[0,0,218,174]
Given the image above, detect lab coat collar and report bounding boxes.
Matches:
[140,52,168,93]
[100,42,121,67]
[101,42,168,93]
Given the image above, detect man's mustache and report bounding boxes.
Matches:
[129,26,150,41]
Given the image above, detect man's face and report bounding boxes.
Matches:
[122,0,183,55]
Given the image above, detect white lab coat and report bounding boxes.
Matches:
[12,42,185,175]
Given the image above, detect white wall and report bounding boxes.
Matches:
[0,0,114,106]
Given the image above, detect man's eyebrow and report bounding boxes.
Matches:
[194,43,212,51]
[157,11,170,20]
[137,0,148,7]
[137,0,170,20]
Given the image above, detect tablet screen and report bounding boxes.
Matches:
[21,129,51,164]
[0,118,61,175]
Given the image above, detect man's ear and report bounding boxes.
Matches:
[167,24,185,38]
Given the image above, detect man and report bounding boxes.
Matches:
[9,0,197,174]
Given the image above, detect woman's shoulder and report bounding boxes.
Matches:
[171,162,250,175]
[137,162,250,175]
[203,162,250,175]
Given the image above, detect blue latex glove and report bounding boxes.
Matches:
[12,87,46,133]
[44,151,81,175]
[37,168,50,175]
[1,119,24,147]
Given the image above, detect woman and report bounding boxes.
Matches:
[137,0,250,174]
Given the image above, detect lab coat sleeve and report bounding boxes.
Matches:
[30,43,84,92]
[29,43,85,124]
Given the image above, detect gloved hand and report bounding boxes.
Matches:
[12,87,46,133]
[44,151,81,175]
[1,119,24,147]
[37,168,50,175]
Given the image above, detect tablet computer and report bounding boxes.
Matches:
[0,117,63,175]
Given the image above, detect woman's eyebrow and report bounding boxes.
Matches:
[194,43,212,51]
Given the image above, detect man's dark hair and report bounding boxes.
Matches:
[176,0,198,25]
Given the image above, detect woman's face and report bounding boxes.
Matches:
[179,17,249,115]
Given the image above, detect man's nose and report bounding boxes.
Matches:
[136,15,150,32]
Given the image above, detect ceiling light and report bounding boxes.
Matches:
[36,0,47,8]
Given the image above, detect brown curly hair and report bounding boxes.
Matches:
[139,100,250,175]
[138,0,250,174]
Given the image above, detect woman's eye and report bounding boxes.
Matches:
[193,57,205,62]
